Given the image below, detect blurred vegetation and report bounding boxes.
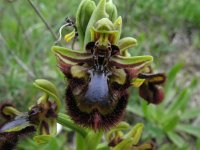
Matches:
[0,0,200,149]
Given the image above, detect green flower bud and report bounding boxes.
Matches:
[84,0,108,47]
[124,123,144,145]
[106,0,118,22]
[76,0,96,47]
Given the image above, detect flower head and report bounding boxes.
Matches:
[52,0,164,130]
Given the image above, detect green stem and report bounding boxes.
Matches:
[57,113,87,138]
[85,131,104,150]
[27,0,57,40]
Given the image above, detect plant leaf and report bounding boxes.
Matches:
[167,132,186,148]
[181,107,200,120]
[176,124,200,138]
[127,105,144,117]
[166,78,197,115]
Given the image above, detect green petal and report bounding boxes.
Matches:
[52,46,92,64]
[114,16,122,43]
[118,37,137,52]
[110,55,153,69]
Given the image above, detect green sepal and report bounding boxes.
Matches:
[113,137,134,150]
[33,79,61,112]
[132,142,154,150]
[106,121,130,141]
[114,16,122,43]
[33,135,52,144]
[124,123,144,145]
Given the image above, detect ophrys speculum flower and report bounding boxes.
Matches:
[52,16,161,130]
[51,0,166,131]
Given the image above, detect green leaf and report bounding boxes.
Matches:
[167,132,186,148]
[165,63,184,94]
[96,143,110,150]
[141,100,149,119]
[162,114,180,132]
[176,124,200,138]
[197,138,200,150]
[127,105,144,117]
[76,133,85,150]
[166,78,197,115]
[85,131,103,150]
[166,88,189,115]
[181,107,200,120]
[45,137,59,149]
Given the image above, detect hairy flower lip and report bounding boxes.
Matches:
[66,84,128,130]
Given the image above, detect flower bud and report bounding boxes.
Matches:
[106,0,118,22]
[76,0,96,46]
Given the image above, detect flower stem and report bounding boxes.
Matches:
[57,113,87,137]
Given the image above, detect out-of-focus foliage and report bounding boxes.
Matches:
[128,63,199,149]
